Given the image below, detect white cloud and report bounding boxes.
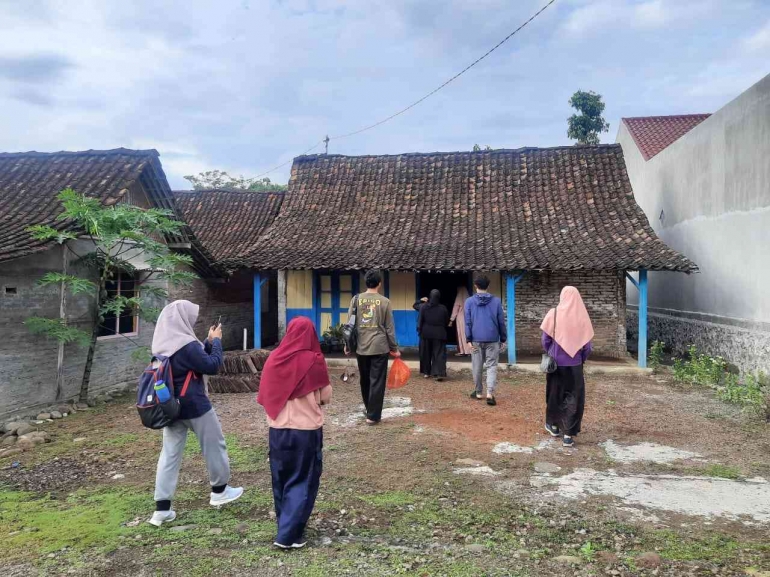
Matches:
[634,0,669,28]
[742,19,770,53]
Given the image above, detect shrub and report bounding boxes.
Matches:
[649,341,665,371]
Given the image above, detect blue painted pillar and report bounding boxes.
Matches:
[506,273,516,365]
[638,269,648,368]
[253,272,262,350]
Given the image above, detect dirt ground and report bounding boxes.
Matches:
[1,368,769,576]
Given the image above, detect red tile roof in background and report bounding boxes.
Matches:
[622,114,711,160]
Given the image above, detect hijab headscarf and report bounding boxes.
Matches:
[152,300,202,357]
[428,289,441,306]
[540,286,594,358]
[257,317,330,420]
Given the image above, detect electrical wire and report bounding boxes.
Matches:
[253,0,557,177]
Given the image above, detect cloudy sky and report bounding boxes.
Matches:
[1,0,768,188]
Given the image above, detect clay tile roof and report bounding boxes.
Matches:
[0,148,172,264]
[622,114,711,160]
[173,189,284,270]
[239,144,697,273]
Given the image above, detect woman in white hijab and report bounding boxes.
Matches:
[149,300,243,527]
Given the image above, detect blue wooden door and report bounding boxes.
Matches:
[315,272,359,336]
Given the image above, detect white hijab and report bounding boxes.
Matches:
[152,300,202,357]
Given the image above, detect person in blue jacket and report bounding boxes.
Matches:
[464,276,507,406]
[148,300,244,527]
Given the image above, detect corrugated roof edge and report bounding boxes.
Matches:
[0,148,160,158]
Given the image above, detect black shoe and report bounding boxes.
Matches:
[544,423,560,437]
[469,391,482,400]
[486,396,497,406]
[562,436,575,448]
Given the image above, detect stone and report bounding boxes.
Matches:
[76,403,89,410]
[466,544,485,553]
[111,474,125,480]
[0,448,22,458]
[73,437,87,443]
[207,528,223,535]
[534,462,562,474]
[17,424,36,436]
[50,411,63,419]
[16,437,36,451]
[235,523,249,535]
[4,421,26,433]
[19,433,46,445]
[169,524,196,532]
[1,436,16,447]
[553,555,582,565]
[636,552,662,568]
[595,551,619,565]
[36,413,51,420]
[515,549,530,558]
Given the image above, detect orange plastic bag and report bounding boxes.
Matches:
[387,357,411,389]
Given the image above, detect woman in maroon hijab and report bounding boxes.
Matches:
[257,317,332,549]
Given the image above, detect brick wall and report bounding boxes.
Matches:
[0,246,164,419]
[168,269,278,351]
[513,270,627,357]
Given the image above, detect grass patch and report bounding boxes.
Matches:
[0,488,148,561]
[224,433,267,473]
[101,432,139,447]
[643,529,740,562]
[359,490,417,508]
[698,464,742,479]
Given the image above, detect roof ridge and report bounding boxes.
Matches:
[0,148,159,158]
[173,189,285,196]
[297,143,622,161]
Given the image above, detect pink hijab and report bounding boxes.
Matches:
[540,286,594,358]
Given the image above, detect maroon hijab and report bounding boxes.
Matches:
[257,317,330,420]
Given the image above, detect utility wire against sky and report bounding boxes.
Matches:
[253,0,558,179]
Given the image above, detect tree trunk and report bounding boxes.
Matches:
[78,281,103,403]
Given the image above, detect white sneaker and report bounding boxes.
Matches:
[148,510,176,527]
[209,485,244,507]
[274,541,307,549]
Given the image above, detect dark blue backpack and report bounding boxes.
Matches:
[136,355,193,429]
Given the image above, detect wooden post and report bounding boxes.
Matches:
[55,245,68,400]
[277,270,287,339]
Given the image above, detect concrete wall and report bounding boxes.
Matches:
[169,269,277,350]
[617,73,770,371]
[0,245,163,419]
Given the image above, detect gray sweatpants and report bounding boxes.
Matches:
[472,342,500,396]
[154,408,230,502]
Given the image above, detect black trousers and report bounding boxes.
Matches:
[419,337,447,377]
[269,427,323,546]
[356,353,389,422]
[545,365,586,437]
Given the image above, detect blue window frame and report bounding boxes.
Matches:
[314,271,360,334]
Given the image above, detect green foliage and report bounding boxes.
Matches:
[472,144,493,151]
[27,224,78,244]
[579,541,598,561]
[183,170,287,192]
[567,90,610,145]
[24,188,199,399]
[322,324,345,341]
[37,272,96,295]
[649,340,665,371]
[699,464,741,480]
[24,317,90,346]
[673,346,769,417]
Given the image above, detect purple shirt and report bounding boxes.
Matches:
[541,332,592,367]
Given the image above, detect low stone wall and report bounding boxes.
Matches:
[627,307,770,373]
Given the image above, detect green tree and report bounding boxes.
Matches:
[472,144,493,151]
[567,90,610,145]
[26,188,197,402]
[183,170,287,192]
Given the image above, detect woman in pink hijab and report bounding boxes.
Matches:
[540,286,594,448]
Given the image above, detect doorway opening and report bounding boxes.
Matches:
[416,271,472,346]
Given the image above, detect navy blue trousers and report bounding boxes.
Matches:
[269,427,323,546]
